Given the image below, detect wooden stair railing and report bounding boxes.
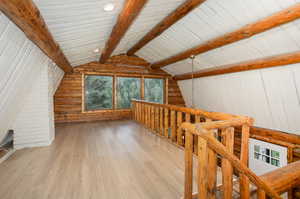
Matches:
[132,100,253,198]
[182,122,300,199]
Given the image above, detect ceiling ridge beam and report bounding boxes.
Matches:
[99,0,148,64]
[174,51,300,80]
[0,0,73,73]
[126,0,206,56]
[151,3,300,70]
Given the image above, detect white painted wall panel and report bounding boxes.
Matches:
[179,63,300,135]
[13,63,63,149]
[0,13,64,146]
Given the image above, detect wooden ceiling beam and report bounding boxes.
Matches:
[126,0,206,56]
[152,3,300,69]
[99,0,148,64]
[0,0,73,73]
[174,51,300,80]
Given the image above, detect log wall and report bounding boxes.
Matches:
[54,55,185,123]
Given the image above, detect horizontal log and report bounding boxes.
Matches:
[0,0,73,72]
[260,160,300,194]
[132,99,252,123]
[152,3,300,69]
[127,0,206,55]
[100,0,148,63]
[174,51,300,80]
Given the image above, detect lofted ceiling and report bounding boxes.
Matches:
[33,0,300,75]
[34,0,185,66]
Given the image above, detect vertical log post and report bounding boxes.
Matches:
[240,124,250,199]
[194,115,201,154]
[171,110,176,142]
[164,108,169,137]
[257,189,266,199]
[198,134,208,199]
[184,130,194,199]
[160,107,164,135]
[151,106,155,131]
[221,127,234,199]
[177,112,183,146]
[206,118,217,199]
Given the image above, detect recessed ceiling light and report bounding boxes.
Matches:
[93,48,100,53]
[103,3,115,12]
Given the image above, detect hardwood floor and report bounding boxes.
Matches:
[0,120,190,199]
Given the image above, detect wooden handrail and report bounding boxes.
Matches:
[260,160,300,194]
[132,99,253,123]
[132,100,258,198]
[182,122,282,199]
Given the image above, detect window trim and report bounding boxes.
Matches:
[144,77,166,104]
[82,72,168,113]
[116,76,142,110]
[82,74,114,113]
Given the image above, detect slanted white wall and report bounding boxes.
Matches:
[0,12,64,147]
[13,62,63,149]
[178,63,300,135]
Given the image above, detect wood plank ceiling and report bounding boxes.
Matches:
[5,0,300,77]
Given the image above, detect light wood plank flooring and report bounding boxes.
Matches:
[0,120,189,199]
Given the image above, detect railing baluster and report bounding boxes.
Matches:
[151,106,155,131]
[194,115,201,154]
[240,124,250,199]
[221,127,234,199]
[160,107,164,135]
[164,108,169,137]
[257,189,266,199]
[198,134,208,199]
[171,110,176,142]
[137,103,140,122]
[177,112,183,146]
[184,130,194,199]
[141,103,144,125]
[206,118,217,199]
[156,107,160,134]
[146,105,150,128]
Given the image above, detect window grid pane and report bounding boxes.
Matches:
[144,78,164,104]
[85,75,113,111]
[117,77,141,109]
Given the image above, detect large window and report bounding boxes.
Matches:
[144,78,164,104]
[84,75,165,111]
[84,75,113,111]
[117,77,141,109]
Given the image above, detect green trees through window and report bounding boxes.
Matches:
[84,75,164,111]
[144,78,164,104]
[85,75,113,111]
[117,77,141,109]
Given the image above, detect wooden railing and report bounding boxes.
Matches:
[182,121,300,199]
[132,100,300,198]
[131,99,254,198]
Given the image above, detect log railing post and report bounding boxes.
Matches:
[171,110,176,142]
[257,189,266,199]
[177,112,183,146]
[151,106,155,131]
[198,133,208,199]
[132,102,136,121]
[141,103,144,125]
[184,130,194,199]
[221,127,234,199]
[194,115,201,154]
[240,124,250,198]
[164,108,169,137]
[206,119,217,199]
[146,105,150,128]
[160,107,164,135]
